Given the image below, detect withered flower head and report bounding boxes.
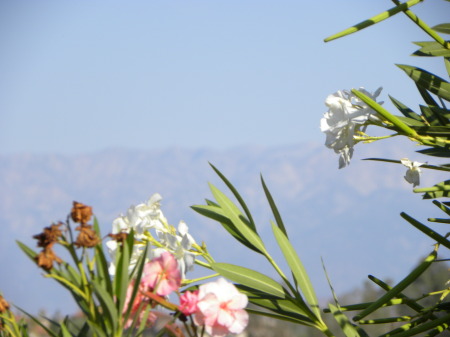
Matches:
[33,222,63,248]
[108,232,128,244]
[35,246,63,271]
[0,295,10,313]
[71,201,93,225]
[74,224,100,248]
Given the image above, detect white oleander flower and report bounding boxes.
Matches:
[321,87,383,168]
[107,194,197,278]
[401,158,424,187]
[156,221,196,278]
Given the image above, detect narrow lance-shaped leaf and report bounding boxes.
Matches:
[389,95,422,122]
[328,304,369,337]
[210,183,267,255]
[400,212,450,249]
[413,41,450,57]
[324,0,423,42]
[432,23,450,35]
[209,163,257,231]
[353,245,438,321]
[261,175,288,238]
[191,204,257,252]
[211,262,287,298]
[397,64,450,102]
[272,224,321,321]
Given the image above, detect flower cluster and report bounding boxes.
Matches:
[320,87,383,168]
[106,194,196,278]
[123,251,248,337]
[123,251,181,329]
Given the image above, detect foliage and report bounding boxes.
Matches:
[1,1,450,337]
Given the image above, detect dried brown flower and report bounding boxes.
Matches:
[71,201,93,225]
[108,232,128,244]
[35,246,63,271]
[74,224,100,248]
[0,295,10,313]
[33,222,63,248]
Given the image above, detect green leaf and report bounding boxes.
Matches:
[397,64,450,102]
[261,175,288,238]
[209,163,257,231]
[418,105,448,126]
[415,179,450,199]
[246,308,316,327]
[94,244,113,294]
[328,304,369,337]
[445,57,450,78]
[211,262,287,298]
[210,183,267,255]
[400,212,450,249]
[353,245,437,321]
[390,312,450,337]
[389,95,422,121]
[413,41,450,57]
[191,204,253,251]
[396,116,425,126]
[92,279,117,333]
[432,23,450,35]
[324,0,423,42]
[432,200,450,216]
[16,241,38,262]
[113,232,132,315]
[417,146,450,157]
[17,307,59,337]
[272,224,321,320]
[59,322,73,337]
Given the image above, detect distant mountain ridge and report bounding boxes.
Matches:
[0,141,446,313]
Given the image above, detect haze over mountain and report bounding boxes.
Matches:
[0,140,446,314]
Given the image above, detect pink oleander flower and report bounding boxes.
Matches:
[142,251,181,296]
[179,290,199,316]
[123,281,157,329]
[194,278,248,337]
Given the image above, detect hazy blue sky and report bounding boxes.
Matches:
[1,1,449,154]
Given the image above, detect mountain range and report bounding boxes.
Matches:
[1,140,447,314]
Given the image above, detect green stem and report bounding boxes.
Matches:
[391,0,450,50]
[354,133,399,143]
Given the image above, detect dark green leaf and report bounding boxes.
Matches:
[246,308,316,327]
[419,105,448,126]
[400,212,450,249]
[92,279,117,333]
[261,175,288,238]
[417,146,450,157]
[390,312,450,337]
[353,245,437,321]
[389,95,422,121]
[397,64,450,102]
